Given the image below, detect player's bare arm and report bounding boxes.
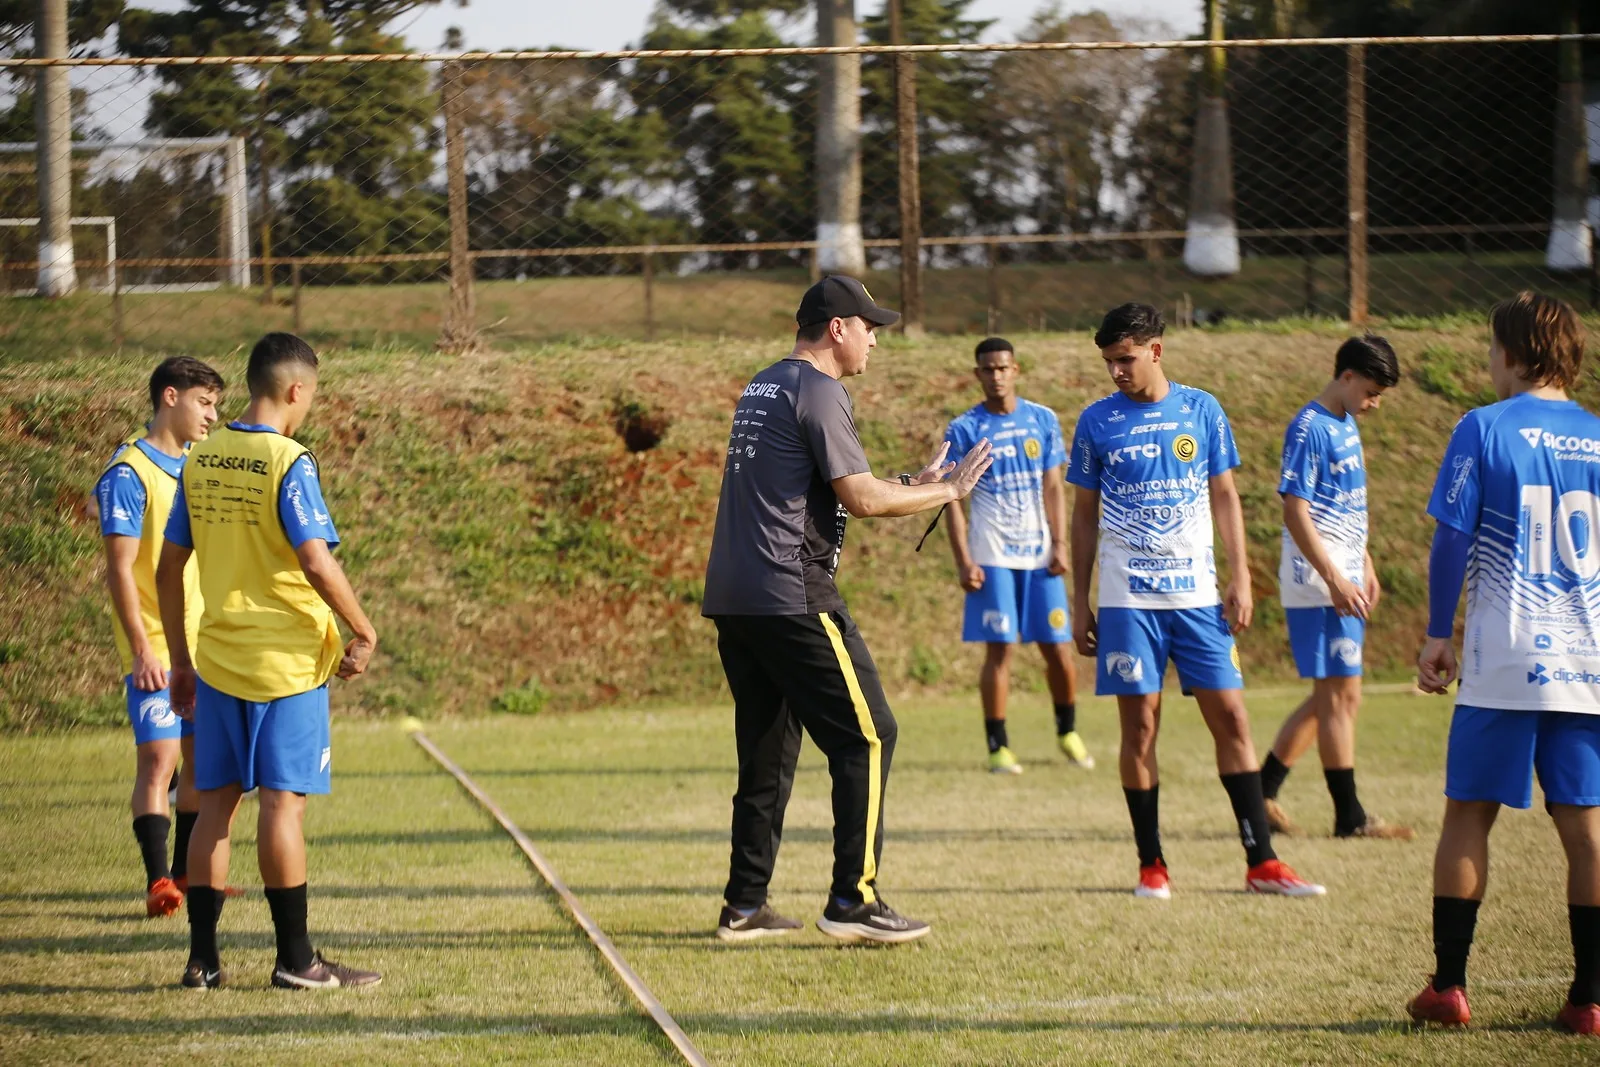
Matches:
[832,438,992,519]
[103,534,168,693]
[1070,485,1100,656]
[943,492,984,592]
[1210,469,1253,633]
[1363,551,1381,611]
[1282,494,1368,619]
[296,539,378,679]
[154,539,196,715]
[1042,463,1069,577]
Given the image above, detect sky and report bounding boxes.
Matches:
[393,0,1204,52]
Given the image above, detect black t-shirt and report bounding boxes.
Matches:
[702,358,872,615]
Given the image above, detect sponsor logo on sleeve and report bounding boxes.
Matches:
[1445,455,1472,504]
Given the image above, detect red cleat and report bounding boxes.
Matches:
[1556,1000,1600,1035]
[145,877,183,918]
[1135,860,1171,899]
[1246,858,1326,896]
[1407,979,1470,1027]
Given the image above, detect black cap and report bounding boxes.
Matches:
[796,275,901,329]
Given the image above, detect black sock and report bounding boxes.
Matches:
[1571,904,1600,1006]
[1324,767,1368,836]
[186,885,225,970]
[1123,786,1164,867]
[1433,896,1480,990]
[1053,702,1077,736]
[265,884,315,972]
[984,718,1008,754]
[1220,771,1276,867]
[171,811,197,882]
[1260,752,1291,800]
[132,814,171,889]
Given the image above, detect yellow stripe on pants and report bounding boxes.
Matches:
[818,612,881,905]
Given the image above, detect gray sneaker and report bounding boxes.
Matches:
[270,951,382,990]
[716,903,803,943]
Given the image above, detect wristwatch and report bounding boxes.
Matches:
[898,473,913,486]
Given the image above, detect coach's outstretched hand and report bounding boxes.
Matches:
[946,438,993,499]
[1416,636,1457,694]
[912,441,958,485]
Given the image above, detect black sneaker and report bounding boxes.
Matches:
[270,951,382,990]
[180,961,227,989]
[716,903,803,943]
[816,897,931,945]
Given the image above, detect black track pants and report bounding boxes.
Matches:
[713,609,898,908]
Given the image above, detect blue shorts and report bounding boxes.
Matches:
[126,678,193,745]
[193,676,331,795]
[1285,607,1365,679]
[962,566,1070,644]
[1096,606,1243,695]
[1445,705,1600,809]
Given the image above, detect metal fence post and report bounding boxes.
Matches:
[889,0,923,335]
[437,60,479,353]
[1346,43,1369,328]
[642,249,656,341]
[291,261,303,334]
[258,77,274,304]
[986,242,1002,333]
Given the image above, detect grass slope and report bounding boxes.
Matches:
[2,692,1596,1064]
[3,322,1597,729]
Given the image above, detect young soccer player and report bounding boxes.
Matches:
[1258,335,1413,840]
[1409,293,1600,1034]
[944,337,1092,774]
[157,332,380,990]
[96,357,223,916]
[1070,303,1323,899]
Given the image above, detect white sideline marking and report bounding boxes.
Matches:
[411,731,710,1067]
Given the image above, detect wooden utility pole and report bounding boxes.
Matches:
[437,61,479,353]
[1346,43,1369,326]
[889,0,923,335]
[34,0,76,296]
[1182,0,1239,277]
[815,0,865,276]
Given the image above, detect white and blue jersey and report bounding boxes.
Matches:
[1067,384,1240,610]
[1278,401,1368,609]
[1428,394,1600,714]
[944,399,1065,570]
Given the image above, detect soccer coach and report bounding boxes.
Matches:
[703,275,991,945]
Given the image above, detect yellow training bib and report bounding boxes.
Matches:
[101,443,202,676]
[182,426,342,702]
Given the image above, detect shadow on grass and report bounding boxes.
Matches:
[0,928,590,956]
[0,1010,652,1040]
[306,825,1236,847]
[1,884,547,904]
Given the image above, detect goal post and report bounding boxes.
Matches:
[0,136,249,291]
[0,216,116,293]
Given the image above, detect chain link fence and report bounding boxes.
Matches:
[2,35,1597,354]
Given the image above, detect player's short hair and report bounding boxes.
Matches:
[1094,303,1164,349]
[1334,334,1400,388]
[1489,291,1586,390]
[148,356,225,413]
[246,332,319,398]
[974,336,1014,362]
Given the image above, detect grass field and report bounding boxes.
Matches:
[3,689,1597,1065]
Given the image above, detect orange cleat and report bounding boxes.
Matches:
[1246,859,1326,897]
[1407,979,1470,1027]
[1135,860,1171,900]
[1556,1000,1599,1035]
[145,877,183,918]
